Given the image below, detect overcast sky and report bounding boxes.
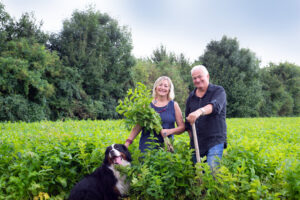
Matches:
[2,0,300,67]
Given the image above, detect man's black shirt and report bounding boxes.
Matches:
[185,83,227,157]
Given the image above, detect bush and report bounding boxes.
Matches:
[0,95,49,122]
[126,141,201,200]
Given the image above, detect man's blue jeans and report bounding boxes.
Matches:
[192,143,224,170]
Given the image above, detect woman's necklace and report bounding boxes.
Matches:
[153,99,168,113]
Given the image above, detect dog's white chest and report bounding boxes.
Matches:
[109,165,130,195]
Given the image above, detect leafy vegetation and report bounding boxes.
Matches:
[0,117,299,199]
[259,62,300,116]
[116,82,162,134]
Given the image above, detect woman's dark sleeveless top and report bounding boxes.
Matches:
[139,100,175,152]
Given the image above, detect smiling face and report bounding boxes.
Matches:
[192,68,210,92]
[155,79,170,98]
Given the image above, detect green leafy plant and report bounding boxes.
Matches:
[116,82,162,135]
[125,141,198,200]
[0,118,299,199]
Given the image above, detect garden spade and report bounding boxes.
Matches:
[192,123,201,163]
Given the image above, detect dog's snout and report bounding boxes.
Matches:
[109,149,120,157]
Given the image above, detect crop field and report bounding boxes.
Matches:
[0,117,299,200]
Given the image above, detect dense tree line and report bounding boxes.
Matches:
[199,36,262,117]
[0,3,299,121]
[0,4,135,121]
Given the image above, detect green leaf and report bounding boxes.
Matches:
[56,176,67,188]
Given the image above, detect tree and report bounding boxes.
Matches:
[0,4,85,121]
[6,12,48,43]
[0,4,51,121]
[0,2,48,46]
[49,7,135,119]
[0,38,88,122]
[198,36,262,117]
[0,2,11,51]
[177,53,193,92]
[131,58,161,87]
[259,62,300,116]
[131,46,191,111]
[0,39,53,121]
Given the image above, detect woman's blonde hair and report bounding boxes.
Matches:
[152,76,175,100]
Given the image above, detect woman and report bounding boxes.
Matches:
[124,76,185,152]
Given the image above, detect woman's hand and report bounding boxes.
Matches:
[160,129,172,137]
[124,124,142,148]
[124,141,130,148]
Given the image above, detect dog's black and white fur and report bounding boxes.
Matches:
[68,144,132,200]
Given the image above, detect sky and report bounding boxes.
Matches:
[2,0,300,67]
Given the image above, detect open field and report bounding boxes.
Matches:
[0,117,299,199]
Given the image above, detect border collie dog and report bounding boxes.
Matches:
[69,144,132,200]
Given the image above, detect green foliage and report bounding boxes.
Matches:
[116,82,162,134]
[0,3,12,51]
[0,3,48,46]
[0,95,49,122]
[49,6,135,119]
[5,12,48,43]
[259,62,300,116]
[1,118,299,199]
[131,46,191,111]
[1,1,299,121]
[131,58,160,87]
[0,4,68,122]
[198,36,262,117]
[0,39,55,98]
[177,53,194,91]
[0,120,125,199]
[0,39,55,121]
[1,4,137,121]
[126,141,200,200]
[285,161,300,199]
[0,36,86,122]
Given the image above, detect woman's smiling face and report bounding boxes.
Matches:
[155,79,170,97]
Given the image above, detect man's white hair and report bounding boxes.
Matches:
[191,65,209,76]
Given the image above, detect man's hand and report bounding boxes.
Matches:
[186,109,203,124]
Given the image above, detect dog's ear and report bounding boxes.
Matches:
[103,145,111,165]
[121,144,128,150]
[121,144,132,162]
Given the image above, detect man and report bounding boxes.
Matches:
[185,65,227,171]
